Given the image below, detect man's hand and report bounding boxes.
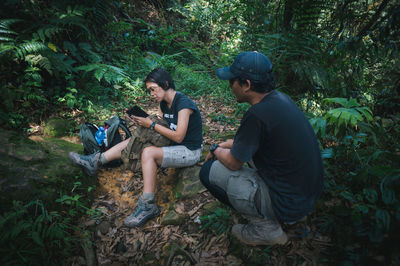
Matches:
[205,151,215,162]
[204,140,233,162]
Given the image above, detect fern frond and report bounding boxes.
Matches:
[46,52,76,74]
[76,63,128,84]
[0,19,22,29]
[25,54,53,75]
[0,36,15,42]
[0,19,20,43]
[0,29,17,35]
[0,44,15,55]
[34,26,62,42]
[92,0,112,25]
[15,41,48,59]
[52,5,91,35]
[293,0,328,31]
[78,42,101,63]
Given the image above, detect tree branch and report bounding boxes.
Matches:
[356,0,390,38]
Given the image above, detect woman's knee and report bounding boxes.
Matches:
[142,146,163,163]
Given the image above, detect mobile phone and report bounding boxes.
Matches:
[126,105,149,118]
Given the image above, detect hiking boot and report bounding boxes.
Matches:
[68,152,101,176]
[283,216,310,238]
[232,216,288,246]
[124,196,160,228]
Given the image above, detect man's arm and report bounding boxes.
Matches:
[213,146,243,171]
[204,139,233,162]
[219,139,233,149]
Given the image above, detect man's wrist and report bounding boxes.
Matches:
[210,143,220,156]
[150,121,156,130]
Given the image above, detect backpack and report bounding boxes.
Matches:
[79,116,131,166]
[121,115,171,173]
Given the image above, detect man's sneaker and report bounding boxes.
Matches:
[283,216,310,238]
[68,152,101,176]
[123,196,160,228]
[232,216,288,246]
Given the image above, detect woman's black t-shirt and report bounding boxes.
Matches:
[160,91,203,150]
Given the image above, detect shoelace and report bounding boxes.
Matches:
[132,199,148,216]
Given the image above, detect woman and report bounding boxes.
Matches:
[69,67,203,227]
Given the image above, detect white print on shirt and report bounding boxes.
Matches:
[170,123,177,131]
[164,114,174,119]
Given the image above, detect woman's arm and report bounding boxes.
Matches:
[132,108,193,143]
[155,108,192,143]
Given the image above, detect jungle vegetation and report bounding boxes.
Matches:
[0,0,399,265]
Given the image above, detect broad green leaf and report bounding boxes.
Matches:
[32,231,44,247]
[362,188,378,204]
[376,209,390,231]
[94,68,105,81]
[382,189,396,205]
[321,148,333,159]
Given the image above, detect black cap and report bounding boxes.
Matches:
[216,51,273,82]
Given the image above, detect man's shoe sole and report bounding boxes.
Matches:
[231,224,288,246]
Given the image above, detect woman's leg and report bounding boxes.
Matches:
[141,146,164,193]
[123,146,163,228]
[69,137,131,176]
[103,137,130,162]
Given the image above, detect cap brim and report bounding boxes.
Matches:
[216,66,236,80]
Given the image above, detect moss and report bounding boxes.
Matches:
[0,129,95,212]
[43,117,72,137]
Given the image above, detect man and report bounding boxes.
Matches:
[199,51,323,246]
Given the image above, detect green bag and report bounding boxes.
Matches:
[79,115,131,155]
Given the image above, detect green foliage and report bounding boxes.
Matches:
[0,200,75,265]
[315,97,373,137]
[0,0,399,263]
[311,96,400,262]
[0,176,99,265]
[208,113,237,126]
[200,207,232,235]
[76,63,128,84]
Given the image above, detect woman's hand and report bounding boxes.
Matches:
[132,115,153,128]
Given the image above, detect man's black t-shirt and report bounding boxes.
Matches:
[160,91,203,150]
[231,90,323,223]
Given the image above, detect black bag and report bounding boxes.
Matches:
[79,116,131,167]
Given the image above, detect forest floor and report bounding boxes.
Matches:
[69,96,332,265]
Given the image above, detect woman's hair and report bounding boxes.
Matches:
[144,67,175,91]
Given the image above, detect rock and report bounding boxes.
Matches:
[82,238,97,266]
[381,118,393,128]
[226,254,243,265]
[0,129,90,212]
[97,221,111,235]
[174,166,206,199]
[203,201,223,213]
[161,209,187,225]
[116,239,127,254]
[43,117,72,137]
